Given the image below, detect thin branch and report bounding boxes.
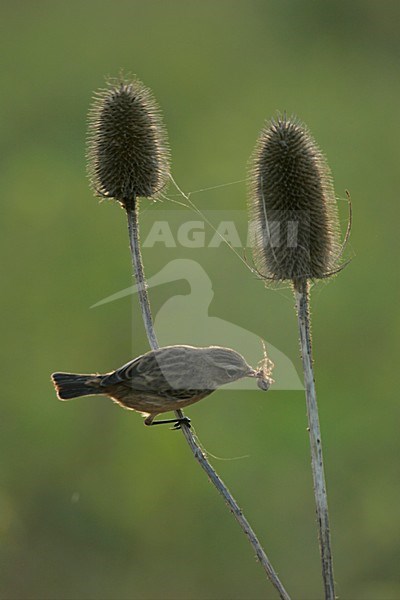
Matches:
[124,196,291,600]
[293,278,335,600]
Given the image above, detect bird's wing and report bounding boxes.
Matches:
[101,352,163,391]
[101,347,215,401]
[101,347,200,396]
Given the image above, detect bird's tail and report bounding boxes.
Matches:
[51,372,103,400]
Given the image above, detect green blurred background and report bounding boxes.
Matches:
[1,1,400,598]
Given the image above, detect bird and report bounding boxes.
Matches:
[51,345,272,428]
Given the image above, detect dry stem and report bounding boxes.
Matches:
[125,196,158,350]
[293,278,335,600]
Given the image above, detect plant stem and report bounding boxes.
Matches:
[125,196,158,351]
[293,278,335,600]
[124,196,291,600]
[180,423,291,600]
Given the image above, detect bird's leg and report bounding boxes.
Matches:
[144,415,191,429]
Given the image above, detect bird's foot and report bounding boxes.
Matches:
[144,416,191,429]
[171,417,191,430]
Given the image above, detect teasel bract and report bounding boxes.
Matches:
[249,114,347,600]
[87,75,170,350]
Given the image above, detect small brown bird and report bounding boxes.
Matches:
[52,345,271,428]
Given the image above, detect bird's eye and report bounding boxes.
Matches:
[226,367,237,377]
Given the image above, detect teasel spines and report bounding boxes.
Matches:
[87,76,170,205]
[249,114,340,282]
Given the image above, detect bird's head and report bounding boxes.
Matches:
[202,346,256,387]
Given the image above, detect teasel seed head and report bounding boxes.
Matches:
[248,114,340,282]
[87,76,170,206]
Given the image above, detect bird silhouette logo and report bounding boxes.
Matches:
[92,258,303,390]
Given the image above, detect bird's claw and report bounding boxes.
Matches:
[171,417,191,430]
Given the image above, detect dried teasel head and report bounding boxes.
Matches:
[87,75,170,206]
[248,114,341,282]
